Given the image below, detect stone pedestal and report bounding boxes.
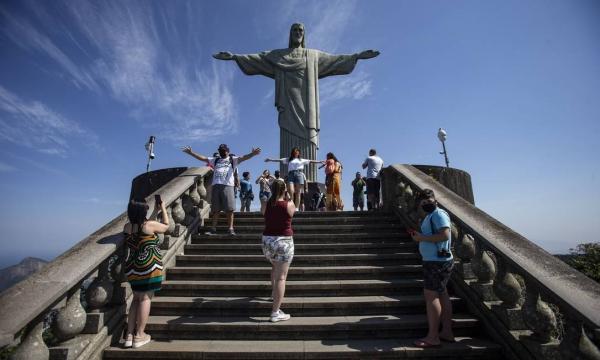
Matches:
[171,224,184,237]
[49,337,91,360]
[520,337,560,360]
[83,307,119,334]
[455,261,476,280]
[303,182,326,211]
[492,305,526,330]
[471,282,498,302]
[161,235,179,250]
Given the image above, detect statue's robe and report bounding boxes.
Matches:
[234,48,358,181]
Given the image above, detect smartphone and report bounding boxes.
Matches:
[154,194,162,205]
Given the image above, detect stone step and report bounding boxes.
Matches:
[183,242,418,255]
[141,314,481,340]
[194,236,411,245]
[191,232,410,243]
[231,211,393,218]
[158,279,423,297]
[166,265,422,281]
[215,215,398,224]
[200,223,404,233]
[175,253,422,267]
[104,337,503,359]
[150,295,465,317]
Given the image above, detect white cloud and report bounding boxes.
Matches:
[0,86,99,156]
[85,198,125,206]
[320,71,372,107]
[273,0,358,53]
[0,1,237,143]
[0,7,100,92]
[270,0,373,107]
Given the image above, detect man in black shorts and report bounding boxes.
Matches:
[361,149,384,210]
[410,189,454,348]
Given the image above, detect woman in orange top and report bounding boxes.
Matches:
[324,152,343,211]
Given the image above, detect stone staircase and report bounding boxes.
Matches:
[104,211,501,359]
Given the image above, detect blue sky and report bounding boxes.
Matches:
[0,0,599,268]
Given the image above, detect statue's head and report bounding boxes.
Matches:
[288,23,305,48]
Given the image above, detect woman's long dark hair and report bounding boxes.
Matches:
[268,180,287,208]
[289,147,301,162]
[326,152,342,168]
[127,199,149,233]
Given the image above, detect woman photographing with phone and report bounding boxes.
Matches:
[261,179,296,322]
[123,195,169,348]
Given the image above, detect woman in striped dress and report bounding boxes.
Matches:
[123,197,169,348]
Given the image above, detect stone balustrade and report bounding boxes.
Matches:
[381,164,600,360]
[0,167,212,360]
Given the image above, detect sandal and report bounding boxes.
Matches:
[413,339,441,348]
[439,336,456,343]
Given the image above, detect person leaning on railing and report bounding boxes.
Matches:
[409,188,455,348]
[122,197,169,349]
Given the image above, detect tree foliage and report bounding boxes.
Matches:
[567,242,600,283]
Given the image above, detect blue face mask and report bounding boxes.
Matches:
[422,203,437,213]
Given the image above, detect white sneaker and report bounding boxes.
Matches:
[133,333,151,348]
[270,309,291,322]
[123,335,133,348]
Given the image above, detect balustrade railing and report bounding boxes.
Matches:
[0,167,212,360]
[382,164,600,360]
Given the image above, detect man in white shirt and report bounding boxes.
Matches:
[182,143,261,235]
[362,148,384,210]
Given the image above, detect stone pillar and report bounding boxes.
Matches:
[9,320,49,360]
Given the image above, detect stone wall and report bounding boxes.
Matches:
[412,165,475,204]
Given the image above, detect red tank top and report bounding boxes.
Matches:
[263,200,293,236]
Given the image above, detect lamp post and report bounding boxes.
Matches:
[145,135,156,172]
[437,128,449,168]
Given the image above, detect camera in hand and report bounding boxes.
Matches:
[437,248,452,258]
[154,194,162,205]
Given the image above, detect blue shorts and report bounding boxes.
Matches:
[287,170,304,185]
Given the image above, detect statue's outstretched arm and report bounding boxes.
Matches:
[213,52,235,60]
[356,50,380,60]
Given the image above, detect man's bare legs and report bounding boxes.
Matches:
[418,289,454,345]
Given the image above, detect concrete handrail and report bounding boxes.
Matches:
[382,164,600,359]
[387,164,600,327]
[0,166,211,348]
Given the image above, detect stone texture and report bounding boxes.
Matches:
[491,305,527,330]
[9,321,48,360]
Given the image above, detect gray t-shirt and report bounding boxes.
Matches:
[364,155,384,179]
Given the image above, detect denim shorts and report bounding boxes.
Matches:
[422,260,454,293]
[259,191,271,202]
[287,170,304,185]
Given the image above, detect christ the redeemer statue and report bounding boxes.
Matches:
[213,23,379,182]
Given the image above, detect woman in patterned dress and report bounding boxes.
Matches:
[123,197,169,348]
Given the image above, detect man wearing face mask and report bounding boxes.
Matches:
[410,189,454,348]
[182,143,261,235]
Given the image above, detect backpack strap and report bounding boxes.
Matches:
[429,210,451,252]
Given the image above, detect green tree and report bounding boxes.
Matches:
[567,242,600,283]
